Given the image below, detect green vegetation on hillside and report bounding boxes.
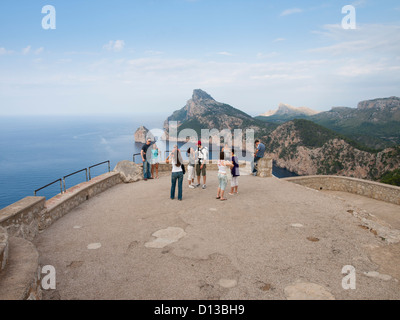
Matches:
[308,100,400,149]
[258,97,400,149]
[293,119,378,153]
[380,169,400,186]
[178,118,205,136]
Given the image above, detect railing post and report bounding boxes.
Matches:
[35,161,109,197]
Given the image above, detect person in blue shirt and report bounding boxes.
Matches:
[253,139,266,175]
[150,143,160,179]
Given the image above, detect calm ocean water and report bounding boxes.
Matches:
[0,115,296,210]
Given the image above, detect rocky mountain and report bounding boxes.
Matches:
[134,126,151,143]
[163,89,276,139]
[256,96,400,149]
[257,103,319,122]
[308,97,400,149]
[261,119,400,181]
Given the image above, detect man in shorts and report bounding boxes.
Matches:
[195,140,208,189]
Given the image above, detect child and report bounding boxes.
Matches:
[216,151,233,201]
[229,149,240,195]
[150,143,160,179]
[186,147,196,188]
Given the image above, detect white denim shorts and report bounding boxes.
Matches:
[188,165,196,180]
[231,176,239,187]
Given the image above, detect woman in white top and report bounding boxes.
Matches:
[166,145,184,201]
[216,151,233,201]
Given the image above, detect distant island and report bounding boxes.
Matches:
[135,89,400,186]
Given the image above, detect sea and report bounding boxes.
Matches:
[0,115,297,210]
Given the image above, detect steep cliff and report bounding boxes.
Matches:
[134,126,150,143]
[262,120,400,181]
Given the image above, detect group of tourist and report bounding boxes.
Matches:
[165,140,209,201]
[140,138,266,202]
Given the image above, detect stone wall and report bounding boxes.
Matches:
[0,171,123,300]
[40,172,123,231]
[256,157,273,178]
[0,226,8,272]
[0,197,46,241]
[284,175,400,205]
[0,172,123,241]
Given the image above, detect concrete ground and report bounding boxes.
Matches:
[33,173,400,300]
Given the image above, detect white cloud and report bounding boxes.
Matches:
[250,74,311,81]
[257,52,278,59]
[2,41,399,115]
[309,24,400,56]
[103,40,125,52]
[64,51,99,56]
[34,47,44,55]
[273,38,286,43]
[280,8,303,17]
[217,51,233,56]
[145,50,164,56]
[22,45,31,55]
[352,0,367,7]
[57,58,73,64]
[0,47,13,55]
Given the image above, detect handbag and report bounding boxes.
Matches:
[181,164,186,175]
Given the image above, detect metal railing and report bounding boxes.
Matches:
[34,160,111,197]
[34,179,63,197]
[133,153,141,163]
[89,161,110,180]
[63,168,88,192]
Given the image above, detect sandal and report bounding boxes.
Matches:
[216,197,221,199]
[220,198,227,201]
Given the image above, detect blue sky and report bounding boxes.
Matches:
[0,0,399,116]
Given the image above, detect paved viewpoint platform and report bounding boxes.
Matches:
[33,174,400,300]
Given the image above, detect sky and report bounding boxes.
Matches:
[0,0,399,117]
